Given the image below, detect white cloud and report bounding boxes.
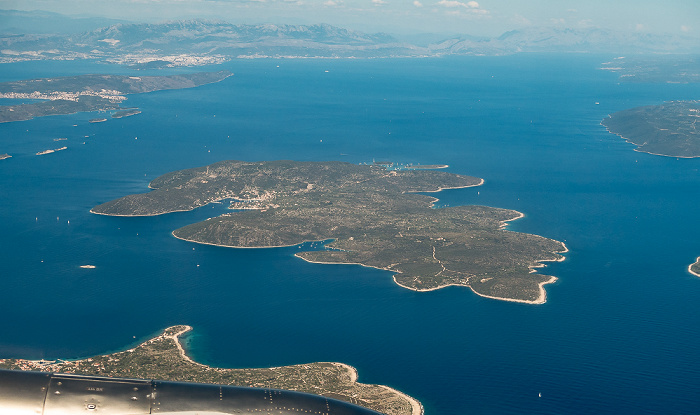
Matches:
[681,25,691,33]
[324,0,338,5]
[413,0,423,6]
[436,0,487,14]
[437,0,476,8]
[372,0,387,4]
[635,23,645,31]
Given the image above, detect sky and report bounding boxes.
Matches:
[1,0,699,36]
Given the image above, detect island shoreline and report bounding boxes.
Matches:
[689,257,700,278]
[172,209,568,304]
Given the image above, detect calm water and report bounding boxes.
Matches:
[1,55,699,414]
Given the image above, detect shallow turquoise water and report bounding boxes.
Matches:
[1,55,699,414]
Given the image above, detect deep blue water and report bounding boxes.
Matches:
[1,55,700,414]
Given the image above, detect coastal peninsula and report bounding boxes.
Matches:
[602,101,700,157]
[0,325,420,415]
[92,160,567,303]
[690,257,700,277]
[0,71,232,123]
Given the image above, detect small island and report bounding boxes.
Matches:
[0,325,421,415]
[689,257,700,277]
[112,109,142,118]
[602,101,700,158]
[36,146,67,155]
[92,160,567,303]
[0,71,232,123]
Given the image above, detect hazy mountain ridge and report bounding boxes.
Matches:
[430,27,700,55]
[0,19,425,64]
[0,9,127,35]
[496,27,700,54]
[79,20,398,46]
[1,14,699,65]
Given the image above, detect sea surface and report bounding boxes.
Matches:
[1,55,699,414]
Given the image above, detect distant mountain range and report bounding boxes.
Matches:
[2,10,700,66]
[0,10,127,34]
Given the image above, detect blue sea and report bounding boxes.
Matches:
[1,55,700,414]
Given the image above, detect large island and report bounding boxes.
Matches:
[0,71,232,123]
[0,325,421,415]
[602,100,700,158]
[92,160,567,303]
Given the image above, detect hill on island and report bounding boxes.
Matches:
[92,160,567,304]
[602,100,700,158]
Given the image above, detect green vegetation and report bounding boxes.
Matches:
[0,96,120,123]
[92,160,566,303]
[0,325,419,415]
[0,71,232,123]
[602,101,700,158]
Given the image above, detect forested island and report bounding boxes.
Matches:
[602,101,700,157]
[0,325,421,415]
[0,71,232,123]
[92,160,567,303]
